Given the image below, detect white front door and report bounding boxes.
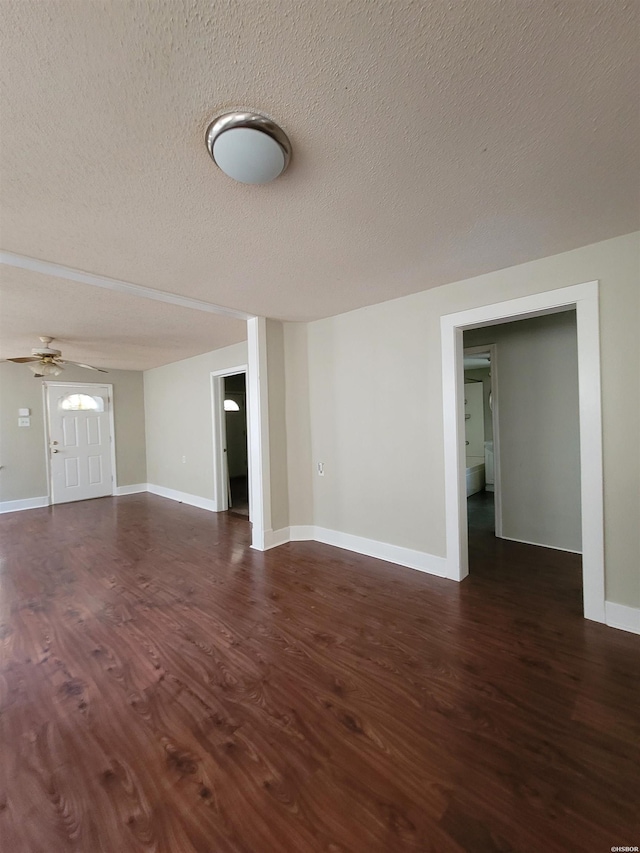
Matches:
[46,383,114,504]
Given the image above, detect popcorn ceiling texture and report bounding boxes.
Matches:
[0,267,247,371]
[0,1,638,340]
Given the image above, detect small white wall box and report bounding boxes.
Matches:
[18,417,31,427]
[18,408,30,417]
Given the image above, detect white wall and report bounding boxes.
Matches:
[144,342,247,501]
[0,362,146,503]
[463,380,485,459]
[465,311,581,552]
[282,233,639,608]
[465,366,492,440]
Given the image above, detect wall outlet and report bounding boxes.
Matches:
[18,417,30,427]
[181,455,186,464]
[317,461,325,476]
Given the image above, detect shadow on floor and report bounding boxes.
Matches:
[228,475,249,519]
[466,488,583,615]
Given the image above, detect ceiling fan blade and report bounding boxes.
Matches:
[61,360,109,373]
[5,356,41,363]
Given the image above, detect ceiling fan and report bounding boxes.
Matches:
[3,336,108,377]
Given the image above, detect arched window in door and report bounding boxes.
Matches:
[59,393,104,412]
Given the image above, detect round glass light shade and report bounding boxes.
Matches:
[206,112,291,184]
[29,362,62,376]
[213,128,285,184]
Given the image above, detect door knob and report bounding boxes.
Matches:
[51,448,59,453]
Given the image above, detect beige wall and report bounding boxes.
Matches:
[0,363,146,502]
[465,312,581,552]
[266,320,290,532]
[283,322,314,527]
[283,232,639,608]
[144,342,247,501]
[143,328,289,533]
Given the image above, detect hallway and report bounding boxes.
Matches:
[467,490,584,619]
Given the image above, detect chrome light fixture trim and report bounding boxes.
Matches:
[205,111,292,182]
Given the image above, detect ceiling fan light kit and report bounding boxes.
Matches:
[32,342,61,358]
[205,111,291,184]
[29,362,63,377]
[5,336,108,377]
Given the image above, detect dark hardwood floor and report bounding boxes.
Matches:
[1,494,638,852]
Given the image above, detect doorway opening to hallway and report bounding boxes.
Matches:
[223,373,249,518]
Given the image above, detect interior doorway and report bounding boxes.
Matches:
[223,373,249,517]
[210,365,251,520]
[441,281,605,623]
[44,382,115,504]
[463,344,500,539]
[463,311,583,563]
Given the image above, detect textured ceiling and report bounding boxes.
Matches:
[0,266,246,371]
[0,0,638,351]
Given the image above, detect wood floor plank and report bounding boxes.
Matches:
[1,493,639,852]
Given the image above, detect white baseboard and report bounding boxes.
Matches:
[605,601,640,635]
[0,485,218,515]
[146,483,217,512]
[114,483,148,496]
[498,534,582,555]
[0,495,50,514]
[289,525,316,542]
[262,527,291,550]
[268,525,448,578]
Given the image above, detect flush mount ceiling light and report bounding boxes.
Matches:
[205,111,291,184]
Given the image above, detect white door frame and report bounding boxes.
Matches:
[441,280,605,623]
[210,365,248,514]
[246,317,272,550]
[463,343,502,537]
[42,381,117,502]
[209,317,272,551]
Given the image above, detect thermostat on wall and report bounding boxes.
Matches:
[18,408,30,417]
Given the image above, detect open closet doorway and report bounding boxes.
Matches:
[211,365,250,520]
[223,373,249,518]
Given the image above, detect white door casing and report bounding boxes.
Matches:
[441,281,605,624]
[45,382,114,504]
[211,318,271,551]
